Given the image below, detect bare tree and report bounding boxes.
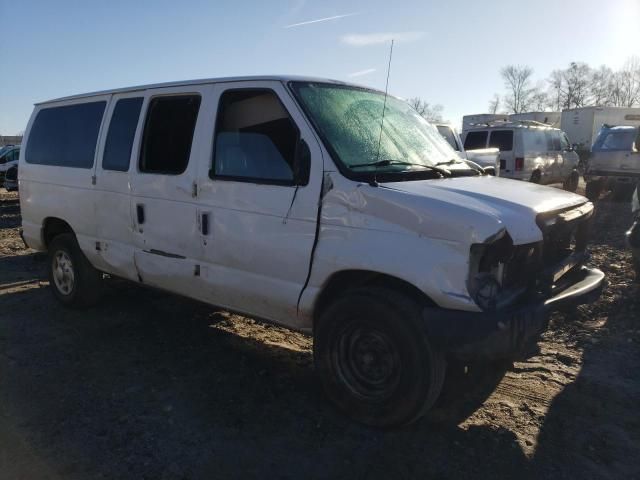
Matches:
[589,65,614,106]
[488,94,501,114]
[501,65,535,113]
[547,70,564,111]
[562,62,591,108]
[408,97,444,122]
[609,56,640,107]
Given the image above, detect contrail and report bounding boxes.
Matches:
[284,12,358,28]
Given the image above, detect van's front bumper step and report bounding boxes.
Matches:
[423,266,605,361]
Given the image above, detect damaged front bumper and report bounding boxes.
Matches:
[424,266,605,361]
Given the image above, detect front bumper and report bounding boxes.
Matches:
[424,266,605,361]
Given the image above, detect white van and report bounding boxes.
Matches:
[462,122,581,191]
[19,76,604,426]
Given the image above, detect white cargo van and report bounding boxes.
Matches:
[462,121,581,191]
[19,76,604,426]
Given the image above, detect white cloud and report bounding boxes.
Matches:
[284,12,358,28]
[341,31,425,47]
[347,68,377,78]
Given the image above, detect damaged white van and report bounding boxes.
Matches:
[19,76,604,426]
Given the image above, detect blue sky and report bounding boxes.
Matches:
[1,0,638,134]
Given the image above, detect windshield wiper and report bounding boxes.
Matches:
[350,159,450,176]
[436,158,484,175]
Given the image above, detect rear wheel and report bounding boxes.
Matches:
[563,171,580,192]
[48,233,103,308]
[314,288,446,427]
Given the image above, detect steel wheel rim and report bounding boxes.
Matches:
[52,250,75,296]
[333,322,402,402]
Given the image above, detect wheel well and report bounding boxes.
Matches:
[313,270,436,321]
[530,169,542,182]
[43,218,74,248]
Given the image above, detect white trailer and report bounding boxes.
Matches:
[510,111,561,127]
[560,107,640,150]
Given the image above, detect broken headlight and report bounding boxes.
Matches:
[468,230,513,311]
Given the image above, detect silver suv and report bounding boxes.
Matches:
[585,125,640,201]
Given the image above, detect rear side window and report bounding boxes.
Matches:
[546,130,561,151]
[139,95,201,174]
[488,130,513,151]
[523,129,547,153]
[102,98,143,172]
[463,131,488,150]
[26,102,106,168]
[212,89,297,184]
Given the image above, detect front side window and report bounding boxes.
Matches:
[291,82,456,178]
[139,95,201,174]
[26,102,106,168]
[560,132,571,151]
[488,130,513,151]
[103,97,143,172]
[546,130,562,151]
[212,89,297,184]
[464,131,488,150]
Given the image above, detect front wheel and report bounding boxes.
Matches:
[563,171,580,192]
[48,233,104,308]
[314,288,446,427]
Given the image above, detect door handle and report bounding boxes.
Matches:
[201,212,210,236]
[136,204,145,225]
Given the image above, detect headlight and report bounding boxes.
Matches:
[468,230,513,311]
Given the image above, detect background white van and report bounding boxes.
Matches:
[462,122,580,191]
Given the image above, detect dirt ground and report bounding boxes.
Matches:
[1,186,639,480]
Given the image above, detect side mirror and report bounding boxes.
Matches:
[483,166,496,176]
[294,138,311,186]
[571,144,579,152]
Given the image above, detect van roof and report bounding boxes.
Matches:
[464,121,560,131]
[36,75,369,105]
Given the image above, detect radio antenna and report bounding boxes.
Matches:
[374,39,394,167]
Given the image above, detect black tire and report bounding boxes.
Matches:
[314,287,446,427]
[530,171,542,184]
[563,171,580,192]
[48,233,103,308]
[585,180,602,202]
[612,183,634,202]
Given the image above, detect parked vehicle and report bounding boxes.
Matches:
[462,121,581,191]
[561,107,640,161]
[0,145,20,187]
[628,184,640,279]
[462,113,509,131]
[3,165,18,192]
[19,76,604,427]
[585,125,640,201]
[435,123,500,175]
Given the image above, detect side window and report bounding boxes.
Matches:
[26,102,106,168]
[463,131,488,150]
[212,89,297,184]
[547,131,561,151]
[523,129,547,153]
[139,95,201,174]
[102,97,143,172]
[488,130,513,151]
[560,132,571,151]
[436,125,460,151]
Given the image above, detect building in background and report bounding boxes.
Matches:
[0,135,22,146]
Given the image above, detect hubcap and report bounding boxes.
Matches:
[52,250,75,295]
[334,323,401,401]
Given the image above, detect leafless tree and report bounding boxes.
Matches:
[408,97,444,122]
[488,94,501,114]
[609,56,640,107]
[547,70,564,111]
[589,65,614,106]
[562,62,591,108]
[500,65,535,113]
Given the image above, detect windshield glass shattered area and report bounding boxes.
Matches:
[291,82,456,173]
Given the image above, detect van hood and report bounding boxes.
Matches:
[378,176,588,244]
